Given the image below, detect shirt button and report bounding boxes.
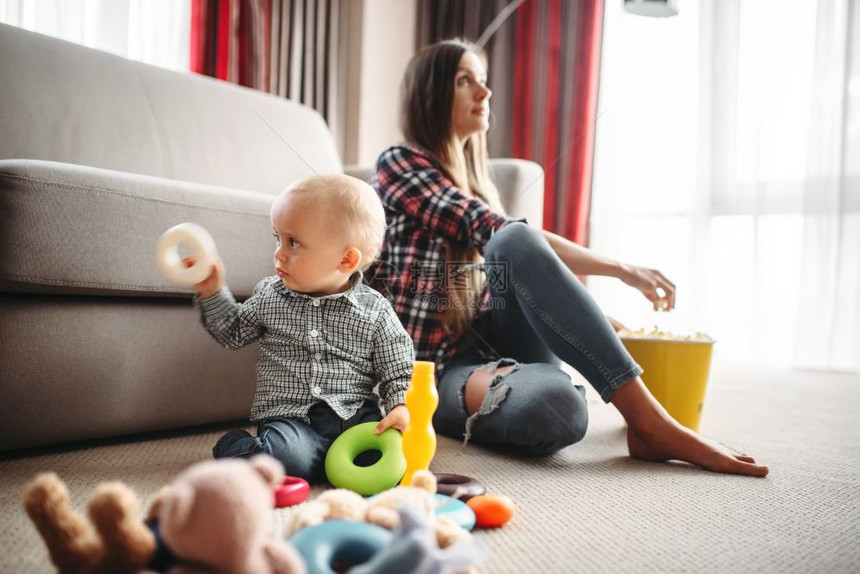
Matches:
[314,352,322,360]
[312,299,320,307]
[310,329,319,338]
[313,386,321,395]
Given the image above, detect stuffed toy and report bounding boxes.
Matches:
[285,469,471,550]
[351,505,487,574]
[23,455,306,574]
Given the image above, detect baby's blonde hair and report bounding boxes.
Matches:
[283,174,386,271]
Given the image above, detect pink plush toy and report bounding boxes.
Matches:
[157,455,305,573]
[24,455,305,574]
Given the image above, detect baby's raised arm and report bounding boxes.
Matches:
[194,277,266,351]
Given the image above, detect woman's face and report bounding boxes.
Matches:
[450,50,492,142]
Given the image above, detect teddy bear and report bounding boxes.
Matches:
[23,455,306,574]
[284,469,471,550]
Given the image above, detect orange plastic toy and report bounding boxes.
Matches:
[467,494,515,528]
[400,361,438,486]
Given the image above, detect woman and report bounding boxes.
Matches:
[369,39,767,477]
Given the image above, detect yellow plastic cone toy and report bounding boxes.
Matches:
[400,361,438,485]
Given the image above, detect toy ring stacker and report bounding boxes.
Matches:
[324,422,406,496]
[433,473,486,501]
[290,520,392,574]
[274,475,310,508]
[433,493,476,531]
[155,222,217,286]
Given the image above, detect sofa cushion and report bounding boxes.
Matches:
[0,23,342,192]
[0,160,277,298]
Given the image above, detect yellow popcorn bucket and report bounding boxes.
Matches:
[620,337,715,431]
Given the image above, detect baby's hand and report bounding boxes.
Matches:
[375,404,410,434]
[184,255,224,299]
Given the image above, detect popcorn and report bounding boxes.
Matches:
[618,326,713,343]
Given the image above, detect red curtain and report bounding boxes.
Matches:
[417,0,605,246]
[512,0,604,246]
[190,0,269,88]
[189,0,347,138]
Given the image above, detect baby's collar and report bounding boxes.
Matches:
[274,272,365,307]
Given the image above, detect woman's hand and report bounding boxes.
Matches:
[375,404,410,434]
[540,230,676,311]
[620,264,676,311]
[183,255,224,299]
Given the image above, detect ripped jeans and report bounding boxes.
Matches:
[432,222,643,456]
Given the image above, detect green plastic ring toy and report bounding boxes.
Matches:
[324,422,407,495]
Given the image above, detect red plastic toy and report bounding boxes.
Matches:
[466,494,515,528]
[274,475,310,508]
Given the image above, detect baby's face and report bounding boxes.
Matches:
[270,193,353,296]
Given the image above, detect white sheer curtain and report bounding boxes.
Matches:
[0,0,190,71]
[591,0,860,372]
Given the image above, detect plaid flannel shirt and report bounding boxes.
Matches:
[368,144,519,373]
[196,274,414,423]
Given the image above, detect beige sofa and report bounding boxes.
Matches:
[0,23,544,453]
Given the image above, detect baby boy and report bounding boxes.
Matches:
[191,174,414,482]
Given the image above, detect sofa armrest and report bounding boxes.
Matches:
[343,164,374,184]
[344,159,544,227]
[488,158,544,227]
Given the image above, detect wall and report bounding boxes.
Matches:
[342,0,417,167]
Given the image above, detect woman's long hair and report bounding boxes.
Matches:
[401,39,505,340]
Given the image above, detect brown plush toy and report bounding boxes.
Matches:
[23,455,306,574]
[285,469,471,550]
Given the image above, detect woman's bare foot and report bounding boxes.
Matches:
[627,423,769,477]
[612,378,769,477]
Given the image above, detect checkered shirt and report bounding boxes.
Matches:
[196,274,414,423]
[367,144,519,373]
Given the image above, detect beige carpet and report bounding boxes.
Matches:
[2,362,859,573]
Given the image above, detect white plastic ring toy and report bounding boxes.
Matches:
[155,223,217,286]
